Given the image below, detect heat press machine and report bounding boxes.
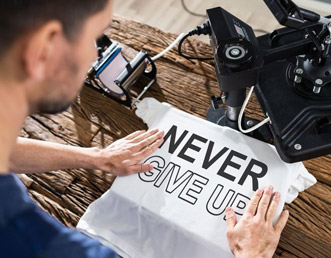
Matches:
[179,0,331,163]
[85,35,157,108]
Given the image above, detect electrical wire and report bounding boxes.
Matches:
[238,86,271,134]
[151,33,186,61]
[151,23,213,63]
[181,0,206,18]
[177,22,214,61]
[178,33,214,61]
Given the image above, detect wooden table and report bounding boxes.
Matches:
[19,15,331,258]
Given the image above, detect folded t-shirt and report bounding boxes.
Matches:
[77,98,316,258]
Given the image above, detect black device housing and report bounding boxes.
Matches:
[255,22,331,162]
[206,2,331,163]
[207,7,263,93]
[263,0,305,29]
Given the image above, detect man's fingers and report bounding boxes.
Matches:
[135,131,164,150]
[266,192,281,222]
[245,188,263,217]
[128,163,153,174]
[274,210,289,234]
[257,185,273,219]
[125,130,146,140]
[136,138,164,158]
[131,128,159,143]
[226,207,237,230]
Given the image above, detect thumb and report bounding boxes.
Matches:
[226,207,237,230]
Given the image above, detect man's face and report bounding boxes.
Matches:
[36,0,113,114]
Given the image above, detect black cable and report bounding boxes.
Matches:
[178,17,271,62]
[181,0,206,18]
[178,22,214,62]
[178,34,214,62]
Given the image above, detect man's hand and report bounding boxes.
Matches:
[9,129,164,175]
[225,185,289,258]
[94,129,164,176]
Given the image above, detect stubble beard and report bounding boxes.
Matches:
[36,53,83,115]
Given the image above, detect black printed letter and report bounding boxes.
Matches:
[159,125,188,154]
[139,156,165,182]
[217,150,247,181]
[206,185,235,216]
[238,159,268,191]
[178,134,208,163]
[203,141,229,169]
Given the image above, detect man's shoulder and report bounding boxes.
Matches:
[0,173,118,258]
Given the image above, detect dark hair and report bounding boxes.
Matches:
[0,0,109,55]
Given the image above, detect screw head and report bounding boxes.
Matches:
[315,79,323,85]
[294,144,302,150]
[295,68,303,75]
[230,48,241,56]
[246,120,254,127]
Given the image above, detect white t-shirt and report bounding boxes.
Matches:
[77,98,316,258]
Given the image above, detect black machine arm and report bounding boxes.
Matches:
[258,21,328,64]
[205,0,331,162]
[263,0,330,28]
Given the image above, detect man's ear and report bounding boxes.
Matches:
[22,21,63,81]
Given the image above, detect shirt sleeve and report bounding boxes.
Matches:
[285,162,317,203]
[37,227,119,258]
[135,97,172,128]
[0,174,119,258]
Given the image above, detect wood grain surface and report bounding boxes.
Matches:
[19,15,331,258]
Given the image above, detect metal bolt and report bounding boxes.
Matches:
[231,48,240,56]
[314,79,323,94]
[313,86,321,94]
[295,68,303,75]
[294,75,302,83]
[315,79,323,85]
[294,144,302,150]
[247,120,254,127]
[294,68,303,83]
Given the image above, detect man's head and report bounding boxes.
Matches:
[0,0,113,114]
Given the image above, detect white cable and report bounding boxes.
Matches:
[319,16,331,27]
[318,16,331,38]
[238,86,271,134]
[151,33,186,61]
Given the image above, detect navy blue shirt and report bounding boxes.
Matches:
[0,173,119,258]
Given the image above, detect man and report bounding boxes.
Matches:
[0,0,288,257]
